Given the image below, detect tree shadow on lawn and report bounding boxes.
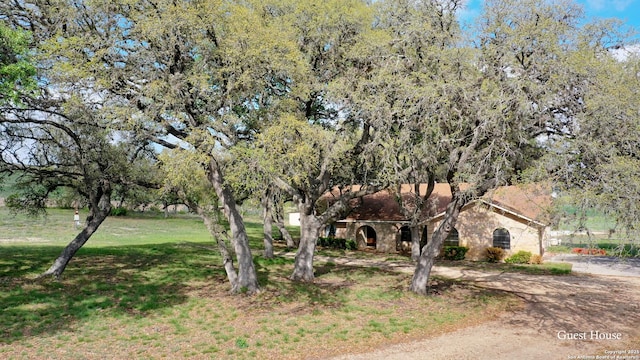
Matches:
[0,242,227,345]
[252,256,510,318]
[253,257,353,310]
[253,257,409,311]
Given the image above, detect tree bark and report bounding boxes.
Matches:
[290,209,321,282]
[410,192,464,295]
[272,200,295,248]
[207,159,259,294]
[262,192,274,259]
[40,186,112,279]
[397,178,434,262]
[198,208,238,289]
[410,224,422,261]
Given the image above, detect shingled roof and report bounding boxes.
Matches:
[340,183,552,225]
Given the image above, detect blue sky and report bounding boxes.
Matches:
[461,0,640,30]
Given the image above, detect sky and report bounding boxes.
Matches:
[461,0,640,30]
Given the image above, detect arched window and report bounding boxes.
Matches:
[443,227,459,247]
[357,225,377,247]
[493,228,511,249]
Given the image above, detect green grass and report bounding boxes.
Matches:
[440,260,573,275]
[0,207,215,247]
[549,243,640,257]
[550,204,639,257]
[509,262,573,275]
[555,204,617,232]
[0,207,526,358]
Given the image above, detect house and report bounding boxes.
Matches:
[326,183,552,260]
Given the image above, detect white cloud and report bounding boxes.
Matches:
[586,0,606,10]
[586,0,633,12]
[610,44,640,61]
[612,0,634,11]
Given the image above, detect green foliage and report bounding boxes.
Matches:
[109,207,128,216]
[505,251,533,264]
[485,247,506,263]
[442,246,468,261]
[49,187,81,209]
[0,23,36,104]
[317,237,354,250]
[235,337,249,349]
[4,185,47,217]
[158,149,215,207]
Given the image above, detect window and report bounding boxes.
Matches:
[443,227,459,247]
[400,226,411,242]
[358,226,377,247]
[326,223,336,238]
[493,228,511,249]
[397,226,412,252]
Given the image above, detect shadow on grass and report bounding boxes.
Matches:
[252,256,387,310]
[0,242,226,345]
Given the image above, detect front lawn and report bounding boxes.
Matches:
[0,208,521,359]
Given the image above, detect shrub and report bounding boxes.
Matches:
[443,246,468,261]
[485,247,506,263]
[529,254,543,264]
[109,207,128,216]
[345,239,357,250]
[505,250,532,264]
[317,237,348,250]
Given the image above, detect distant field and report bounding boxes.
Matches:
[547,203,639,256]
[555,205,617,232]
[0,207,214,249]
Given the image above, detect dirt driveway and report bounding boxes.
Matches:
[324,257,640,360]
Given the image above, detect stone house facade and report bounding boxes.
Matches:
[328,183,552,260]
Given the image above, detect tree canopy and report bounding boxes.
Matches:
[1,0,638,294]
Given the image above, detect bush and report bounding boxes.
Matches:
[529,254,543,264]
[443,246,468,261]
[485,247,506,263]
[345,239,357,250]
[505,250,532,264]
[317,237,348,250]
[109,207,128,216]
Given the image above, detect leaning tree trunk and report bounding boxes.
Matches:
[273,200,295,248]
[261,193,274,259]
[207,159,259,294]
[275,219,295,249]
[290,210,321,282]
[197,206,238,289]
[40,188,112,279]
[410,195,464,295]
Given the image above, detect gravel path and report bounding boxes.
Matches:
[324,255,640,360]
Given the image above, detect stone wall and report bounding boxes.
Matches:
[333,202,547,260]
